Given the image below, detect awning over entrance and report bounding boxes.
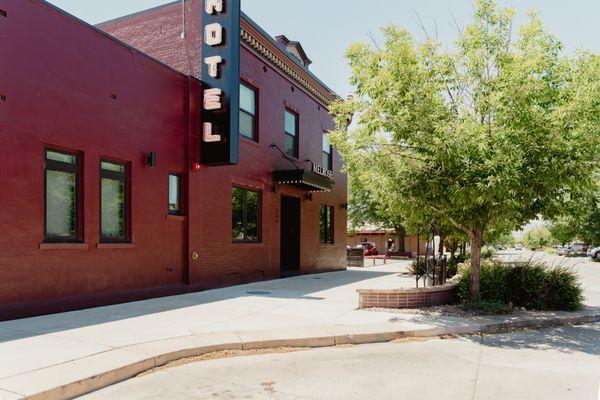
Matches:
[273,169,334,192]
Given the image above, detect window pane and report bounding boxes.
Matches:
[323,152,330,171]
[101,178,125,239]
[327,207,333,244]
[319,206,327,243]
[246,191,259,241]
[285,111,296,135]
[101,161,125,173]
[232,188,245,240]
[239,110,255,139]
[240,84,255,114]
[169,174,180,213]
[284,134,296,157]
[46,170,76,238]
[322,134,331,153]
[47,150,76,165]
[319,206,334,244]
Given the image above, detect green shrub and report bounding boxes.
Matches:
[447,260,458,279]
[480,246,497,260]
[457,259,583,312]
[408,258,427,276]
[544,267,584,311]
[459,299,512,315]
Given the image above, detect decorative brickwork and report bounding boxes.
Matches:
[357,284,458,309]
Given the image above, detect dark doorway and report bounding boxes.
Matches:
[280,196,301,277]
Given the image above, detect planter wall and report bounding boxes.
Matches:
[357,283,458,309]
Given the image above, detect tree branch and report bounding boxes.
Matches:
[430,205,473,238]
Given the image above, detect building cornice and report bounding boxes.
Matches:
[240,19,338,107]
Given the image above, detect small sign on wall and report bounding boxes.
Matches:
[201,0,241,165]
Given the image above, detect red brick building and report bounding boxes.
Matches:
[0,0,346,320]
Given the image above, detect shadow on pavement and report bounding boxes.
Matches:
[0,268,401,344]
[472,323,600,356]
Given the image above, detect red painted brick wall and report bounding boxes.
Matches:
[0,0,188,306]
[0,0,346,316]
[100,0,348,287]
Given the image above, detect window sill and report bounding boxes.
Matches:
[39,243,89,250]
[232,241,262,245]
[97,243,135,250]
[166,214,186,222]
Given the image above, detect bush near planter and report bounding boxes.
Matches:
[408,257,427,276]
[447,248,495,279]
[457,259,583,311]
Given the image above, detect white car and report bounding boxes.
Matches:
[587,246,600,261]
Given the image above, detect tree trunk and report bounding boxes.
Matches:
[447,239,458,260]
[469,230,484,298]
[395,226,406,253]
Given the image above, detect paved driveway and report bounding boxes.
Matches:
[80,324,600,400]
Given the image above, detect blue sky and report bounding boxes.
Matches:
[47,0,599,97]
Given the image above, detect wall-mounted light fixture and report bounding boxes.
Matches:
[191,162,201,172]
[306,193,313,202]
[146,152,157,168]
[341,203,348,210]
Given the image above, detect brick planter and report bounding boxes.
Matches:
[357,283,458,309]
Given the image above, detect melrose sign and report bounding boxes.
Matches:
[311,162,333,180]
[201,0,241,165]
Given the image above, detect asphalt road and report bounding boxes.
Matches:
[80,324,600,400]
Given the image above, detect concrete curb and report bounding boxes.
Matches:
[2,311,599,400]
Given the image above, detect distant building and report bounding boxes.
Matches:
[347,226,430,257]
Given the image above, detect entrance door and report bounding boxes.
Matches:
[280,196,301,276]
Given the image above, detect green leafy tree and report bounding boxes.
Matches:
[549,186,600,246]
[549,217,578,246]
[330,0,600,297]
[494,232,516,247]
[523,225,552,249]
[577,192,600,246]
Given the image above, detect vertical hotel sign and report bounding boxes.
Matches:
[201,0,241,165]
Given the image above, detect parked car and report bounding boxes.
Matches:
[356,242,378,256]
[515,244,523,251]
[587,246,600,261]
[556,246,568,256]
[566,242,588,256]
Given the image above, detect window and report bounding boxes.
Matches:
[320,205,334,244]
[322,133,332,171]
[284,109,298,158]
[239,83,257,141]
[100,160,129,243]
[232,187,260,243]
[45,149,81,242]
[168,174,182,215]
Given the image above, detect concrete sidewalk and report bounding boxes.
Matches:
[0,260,598,400]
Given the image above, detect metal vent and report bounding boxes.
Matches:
[0,95,6,102]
